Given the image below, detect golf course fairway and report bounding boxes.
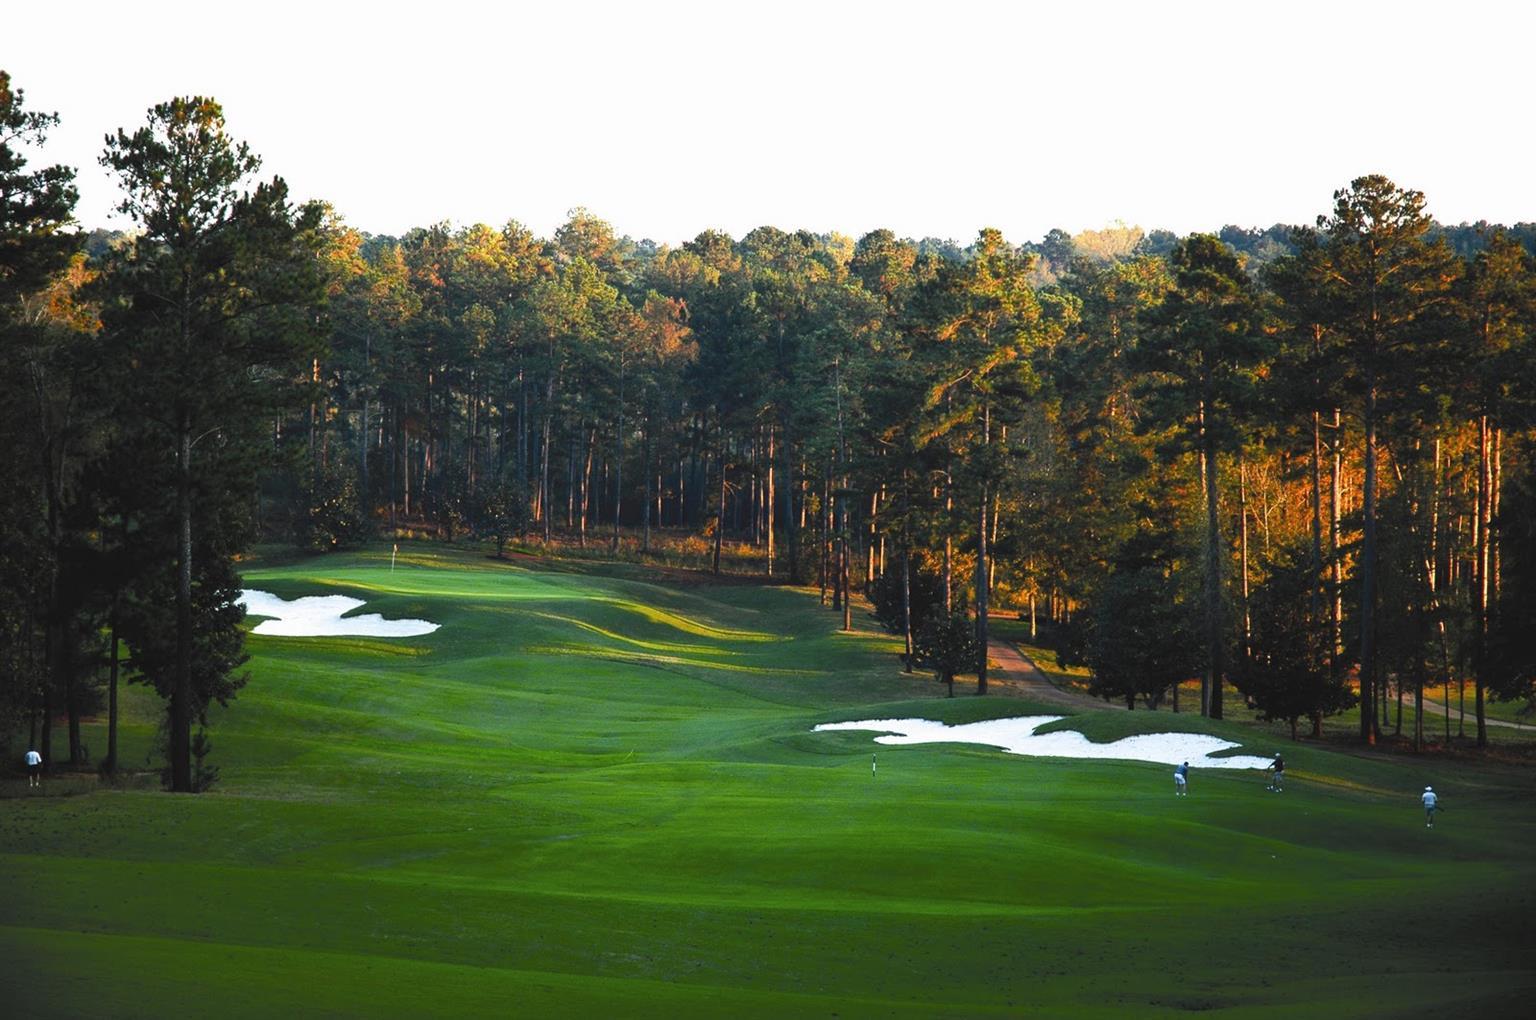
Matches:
[3,547,1533,1018]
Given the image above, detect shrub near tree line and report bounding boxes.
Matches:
[1238,547,1356,739]
[1084,529,1202,711]
[913,610,983,697]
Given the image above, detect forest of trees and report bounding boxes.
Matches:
[4,73,1534,789]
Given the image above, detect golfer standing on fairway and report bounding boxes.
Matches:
[1267,753,1285,792]
[1174,761,1189,796]
[1422,786,1438,828]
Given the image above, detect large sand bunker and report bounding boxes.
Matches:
[239,589,440,637]
[815,717,1272,769]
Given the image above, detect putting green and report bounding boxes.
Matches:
[3,545,1533,1018]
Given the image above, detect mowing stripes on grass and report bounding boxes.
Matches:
[4,544,1534,1019]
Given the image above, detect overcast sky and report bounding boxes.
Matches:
[8,0,1533,244]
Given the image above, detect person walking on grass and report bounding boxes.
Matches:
[1422,786,1438,829]
[25,748,41,788]
[1267,753,1285,792]
[1174,761,1189,796]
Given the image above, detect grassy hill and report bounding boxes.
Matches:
[3,545,1533,1018]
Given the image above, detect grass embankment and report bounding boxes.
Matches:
[3,544,1534,1018]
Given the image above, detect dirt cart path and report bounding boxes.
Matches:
[987,639,1123,711]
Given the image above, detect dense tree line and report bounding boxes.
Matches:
[2,79,321,789]
[4,74,1535,789]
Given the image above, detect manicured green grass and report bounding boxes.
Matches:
[4,544,1534,1018]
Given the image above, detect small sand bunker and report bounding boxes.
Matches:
[239,589,440,637]
[815,717,1272,769]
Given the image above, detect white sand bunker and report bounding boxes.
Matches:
[815,717,1272,769]
[239,589,440,637]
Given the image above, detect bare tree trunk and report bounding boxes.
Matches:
[976,403,991,696]
[840,508,851,631]
[766,427,775,577]
[104,599,120,775]
[360,336,371,506]
[749,429,760,548]
[1359,382,1379,744]
[402,419,412,520]
[781,418,800,584]
[613,374,624,554]
[902,538,914,672]
[831,472,843,612]
[1473,414,1491,746]
[712,434,726,575]
[540,409,553,543]
[1310,408,1325,621]
[867,489,878,594]
[1199,400,1225,720]
[387,408,398,529]
[578,427,595,548]
[1239,453,1252,678]
[943,460,953,613]
[819,469,829,605]
[642,423,652,554]
[566,433,576,531]
[172,416,194,792]
[1331,408,1343,668]
[517,363,528,498]
[1493,426,1503,598]
[41,683,52,777]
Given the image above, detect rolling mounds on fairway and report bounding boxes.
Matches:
[816,716,1273,768]
[8,548,1535,1019]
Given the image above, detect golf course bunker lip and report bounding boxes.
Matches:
[814,717,1272,769]
[238,589,440,637]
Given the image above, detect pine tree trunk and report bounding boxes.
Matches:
[642,423,652,554]
[766,427,775,577]
[104,598,120,775]
[1200,400,1225,720]
[1310,408,1324,621]
[1493,426,1503,597]
[1239,454,1251,680]
[943,461,953,614]
[172,417,194,792]
[902,541,913,672]
[841,491,852,632]
[866,490,877,594]
[361,336,372,506]
[1331,408,1344,669]
[819,470,829,605]
[713,435,725,575]
[1359,382,1379,744]
[67,639,82,766]
[976,480,989,696]
[41,683,52,776]
[613,395,624,553]
[1474,414,1490,747]
[578,427,594,548]
[540,408,553,543]
[976,404,990,697]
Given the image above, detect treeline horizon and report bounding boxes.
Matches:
[77,216,1536,293]
[4,76,1534,792]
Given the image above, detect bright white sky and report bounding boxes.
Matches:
[8,0,1533,244]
